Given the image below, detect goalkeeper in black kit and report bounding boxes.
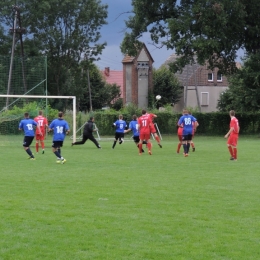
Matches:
[72,117,101,149]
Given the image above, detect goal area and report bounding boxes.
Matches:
[0,94,77,144]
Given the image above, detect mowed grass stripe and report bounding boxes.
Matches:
[0,136,260,259]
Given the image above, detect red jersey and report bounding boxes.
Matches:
[230,116,239,134]
[138,114,152,134]
[34,115,48,135]
[147,113,156,122]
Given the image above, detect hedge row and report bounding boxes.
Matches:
[1,111,260,136]
[94,111,260,136]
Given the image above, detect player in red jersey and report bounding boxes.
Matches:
[147,112,162,148]
[224,110,240,161]
[176,123,183,153]
[34,110,48,154]
[138,109,152,155]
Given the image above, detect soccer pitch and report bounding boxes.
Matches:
[0,135,260,259]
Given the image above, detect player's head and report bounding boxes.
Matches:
[132,115,137,120]
[90,116,94,121]
[229,110,235,117]
[24,112,29,118]
[183,109,188,114]
[142,109,146,115]
[119,114,123,119]
[39,110,43,115]
[58,111,63,118]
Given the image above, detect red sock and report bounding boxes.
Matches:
[36,143,39,152]
[41,141,45,149]
[155,135,160,143]
[177,143,182,153]
[191,142,194,148]
[147,142,152,151]
[228,146,233,157]
[233,148,237,159]
[138,143,143,154]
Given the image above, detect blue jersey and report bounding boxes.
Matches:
[129,120,139,137]
[114,119,127,133]
[49,118,70,141]
[178,114,197,135]
[19,118,37,137]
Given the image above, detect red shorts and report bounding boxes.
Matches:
[35,134,45,141]
[227,134,238,146]
[140,133,150,140]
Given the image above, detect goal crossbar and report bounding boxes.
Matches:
[0,94,76,142]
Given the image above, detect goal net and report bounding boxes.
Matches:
[0,95,77,147]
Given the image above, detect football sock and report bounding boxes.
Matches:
[138,143,143,153]
[112,141,116,148]
[26,148,34,158]
[233,147,237,159]
[177,143,182,153]
[41,141,45,149]
[58,148,61,156]
[183,144,187,154]
[187,143,190,153]
[147,142,152,151]
[155,135,160,143]
[228,146,233,157]
[54,151,61,159]
[36,143,39,152]
[191,142,194,148]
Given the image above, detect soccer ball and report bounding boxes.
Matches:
[156,95,161,100]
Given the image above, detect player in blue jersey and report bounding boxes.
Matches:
[19,112,41,160]
[49,112,70,164]
[178,109,197,157]
[124,115,145,153]
[112,114,127,149]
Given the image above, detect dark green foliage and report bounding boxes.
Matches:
[0,0,118,111]
[121,0,260,74]
[218,53,260,112]
[93,111,260,136]
[152,67,183,108]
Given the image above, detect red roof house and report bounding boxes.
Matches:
[101,67,124,98]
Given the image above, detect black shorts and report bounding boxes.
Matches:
[23,136,34,147]
[133,136,140,143]
[182,134,193,141]
[115,132,124,140]
[52,141,64,148]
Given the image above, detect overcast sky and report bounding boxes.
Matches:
[94,0,174,71]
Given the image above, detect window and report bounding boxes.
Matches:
[208,73,213,81]
[201,92,209,106]
[217,72,222,82]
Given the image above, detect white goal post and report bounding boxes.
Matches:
[0,94,77,143]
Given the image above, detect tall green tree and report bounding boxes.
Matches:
[121,0,260,74]
[77,64,121,111]
[0,0,109,110]
[151,66,182,108]
[217,53,260,112]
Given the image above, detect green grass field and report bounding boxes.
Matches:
[1,135,260,259]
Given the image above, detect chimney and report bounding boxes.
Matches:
[104,67,110,76]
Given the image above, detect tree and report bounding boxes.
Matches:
[150,66,182,108]
[121,0,260,74]
[0,0,108,110]
[77,64,121,111]
[217,53,260,112]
